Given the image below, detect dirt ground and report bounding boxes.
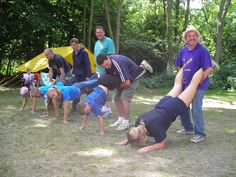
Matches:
[0,88,235,177]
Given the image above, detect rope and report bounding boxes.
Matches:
[0,73,22,87]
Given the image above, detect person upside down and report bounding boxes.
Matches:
[116,67,204,153]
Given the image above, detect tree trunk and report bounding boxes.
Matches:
[87,0,94,50]
[182,0,190,33]
[166,0,174,74]
[83,1,87,45]
[174,0,180,42]
[104,0,114,40]
[115,0,122,54]
[162,0,166,62]
[214,0,231,63]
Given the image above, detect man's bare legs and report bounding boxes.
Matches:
[178,68,203,107]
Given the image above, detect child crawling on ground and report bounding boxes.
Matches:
[78,74,121,135]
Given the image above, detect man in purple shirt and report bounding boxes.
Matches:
[97,54,153,131]
[175,25,213,143]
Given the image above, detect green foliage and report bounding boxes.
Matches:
[210,60,236,89]
[141,72,175,89]
[120,38,166,73]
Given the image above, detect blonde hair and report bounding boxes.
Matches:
[127,122,147,145]
[46,88,62,109]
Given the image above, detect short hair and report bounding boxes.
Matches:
[96,53,108,65]
[44,48,53,54]
[69,38,81,44]
[95,26,105,31]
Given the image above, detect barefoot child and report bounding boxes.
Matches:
[78,74,122,135]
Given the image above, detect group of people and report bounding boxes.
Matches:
[19,25,218,153]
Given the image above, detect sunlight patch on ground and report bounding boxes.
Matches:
[133,96,161,105]
[31,119,50,128]
[227,129,236,134]
[0,86,13,91]
[203,98,236,110]
[74,148,114,157]
[6,105,17,109]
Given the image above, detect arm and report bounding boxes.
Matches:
[117,80,131,90]
[59,67,66,83]
[137,141,166,153]
[84,52,91,77]
[202,67,213,81]
[63,101,71,122]
[115,139,129,146]
[49,67,54,82]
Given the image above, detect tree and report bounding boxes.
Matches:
[87,0,94,50]
[166,0,174,74]
[214,0,231,63]
[115,0,123,54]
[104,0,114,40]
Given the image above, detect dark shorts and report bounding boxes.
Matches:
[155,96,187,120]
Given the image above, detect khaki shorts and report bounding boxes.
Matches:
[114,79,139,102]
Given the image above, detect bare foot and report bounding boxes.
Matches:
[99,131,105,136]
[63,120,69,124]
[79,126,85,130]
[40,114,48,118]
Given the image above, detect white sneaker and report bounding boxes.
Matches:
[110,119,122,127]
[116,121,129,131]
[141,60,153,73]
[103,110,112,118]
[211,59,220,71]
[102,107,112,118]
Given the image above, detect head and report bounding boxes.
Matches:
[182,25,201,48]
[95,26,105,41]
[127,122,148,146]
[44,48,54,60]
[26,68,32,74]
[20,86,29,98]
[70,38,81,51]
[46,88,62,108]
[77,102,91,115]
[96,53,112,69]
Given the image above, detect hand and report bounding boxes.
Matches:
[114,140,128,146]
[137,146,151,153]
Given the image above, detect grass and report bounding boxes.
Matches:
[0,86,236,177]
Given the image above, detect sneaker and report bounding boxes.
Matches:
[191,135,205,143]
[110,119,123,127]
[211,59,220,71]
[103,110,112,118]
[102,107,112,118]
[141,60,153,73]
[116,122,129,131]
[177,129,194,134]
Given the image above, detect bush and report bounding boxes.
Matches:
[141,72,175,89]
[210,60,236,89]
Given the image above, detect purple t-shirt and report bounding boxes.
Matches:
[105,55,140,82]
[175,44,212,90]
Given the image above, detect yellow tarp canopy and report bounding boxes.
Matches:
[17,46,96,73]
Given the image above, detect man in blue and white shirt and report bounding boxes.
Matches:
[97,54,153,131]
